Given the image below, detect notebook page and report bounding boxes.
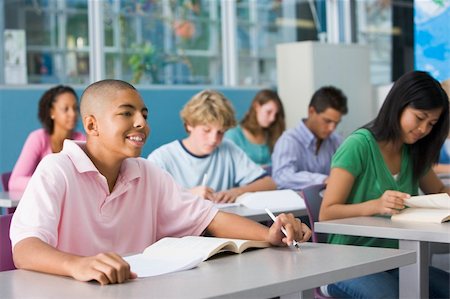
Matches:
[124,253,202,278]
[405,193,450,209]
[235,189,306,212]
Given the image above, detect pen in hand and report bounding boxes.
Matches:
[201,173,208,186]
[265,208,301,251]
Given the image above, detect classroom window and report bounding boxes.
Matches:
[4,0,89,84]
[103,0,221,85]
[2,0,413,86]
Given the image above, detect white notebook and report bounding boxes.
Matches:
[124,236,269,277]
[218,189,305,212]
[391,193,450,223]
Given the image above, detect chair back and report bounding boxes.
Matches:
[301,183,327,243]
[0,213,15,271]
[1,171,12,191]
[302,183,334,298]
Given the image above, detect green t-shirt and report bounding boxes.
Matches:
[224,125,271,166]
[328,129,419,249]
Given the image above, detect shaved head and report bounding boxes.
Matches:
[80,79,137,118]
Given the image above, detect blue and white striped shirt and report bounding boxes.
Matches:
[271,120,343,190]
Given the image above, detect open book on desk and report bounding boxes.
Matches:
[124,236,270,278]
[391,193,450,223]
[217,189,306,212]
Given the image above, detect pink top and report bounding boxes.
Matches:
[10,140,218,256]
[9,128,85,192]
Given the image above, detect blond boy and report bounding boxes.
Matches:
[148,90,277,203]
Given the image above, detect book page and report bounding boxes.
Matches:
[142,237,236,261]
[236,189,306,212]
[391,208,450,223]
[404,193,450,209]
[124,236,270,277]
[231,238,270,252]
[124,252,203,278]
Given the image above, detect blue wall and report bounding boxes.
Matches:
[0,86,258,183]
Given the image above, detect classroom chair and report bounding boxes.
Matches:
[1,171,11,192]
[263,165,272,176]
[301,183,333,299]
[1,171,16,214]
[0,213,15,271]
[301,183,327,243]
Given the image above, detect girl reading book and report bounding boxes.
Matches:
[319,71,450,298]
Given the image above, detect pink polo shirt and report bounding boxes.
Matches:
[10,140,218,256]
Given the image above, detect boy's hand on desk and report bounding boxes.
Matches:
[267,213,312,246]
[69,252,137,285]
[212,188,242,203]
[376,190,409,215]
[189,186,216,201]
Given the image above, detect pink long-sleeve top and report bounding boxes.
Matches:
[8,128,85,192]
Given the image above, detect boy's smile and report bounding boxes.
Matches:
[91,89,150,160]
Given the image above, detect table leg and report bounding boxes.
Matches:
[280,289,314,299]
[399,240,428,299]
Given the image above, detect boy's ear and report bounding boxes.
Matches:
[84,115,99,136]
[185,123,192,133]
[308,106,316,117]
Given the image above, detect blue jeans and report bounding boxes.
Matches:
[327,266,449,299]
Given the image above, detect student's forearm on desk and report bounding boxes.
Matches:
[13,237,135,285]
[207,211,269,241]
[433,164,450,175]
[208,211,311,245]
[213,176,276,203]
[320,200,383,220]
[14,237,82,277]
[8,175,31,192]
[238,176,276,193]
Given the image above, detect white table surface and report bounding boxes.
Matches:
[0,191,21,208]
[1,192,308,221]
[0,243,415,299]
[219,204,307,222]
[314,216,450,299]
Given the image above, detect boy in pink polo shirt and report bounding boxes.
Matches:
[10,79,311,285]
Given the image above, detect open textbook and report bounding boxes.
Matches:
[217,189,306,212]
[123,236,270,278]
[391,193,450,223]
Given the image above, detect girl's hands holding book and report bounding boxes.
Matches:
[375,190,409,215]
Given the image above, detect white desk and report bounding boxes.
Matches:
[0,243,415,299]
[0,191,21,208]
[0,192,308,222]
[220,204,307,222]
[314,216,450,299]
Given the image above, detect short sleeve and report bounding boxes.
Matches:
[331,133,369,178]
[10,156,66,248]
[227,141,266,186]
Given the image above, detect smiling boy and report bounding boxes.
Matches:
[10,80,311,285]
[148,89,277,203]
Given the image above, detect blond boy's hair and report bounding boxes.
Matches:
[180,89,237,132]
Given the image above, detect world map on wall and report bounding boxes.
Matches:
[414,0,450,82]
